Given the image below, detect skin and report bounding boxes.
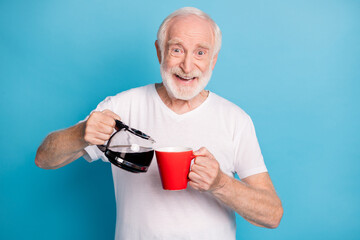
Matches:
[35,14,283,229]
[155,15,283,228]
[155,15,218,114]
[35,110,121,169]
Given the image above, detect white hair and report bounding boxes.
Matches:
[157,7,222,60]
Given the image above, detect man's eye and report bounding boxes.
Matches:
[172,48,182,53]
[198,50,205,56]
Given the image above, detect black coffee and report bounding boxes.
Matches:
[105,145,154,173]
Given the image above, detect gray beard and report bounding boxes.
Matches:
[160,64,212,100]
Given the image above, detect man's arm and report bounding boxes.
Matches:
[188,147,283,229]
[35,110,120,169]
[35,122,87,169]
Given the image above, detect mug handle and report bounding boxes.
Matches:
[188,152,198,182]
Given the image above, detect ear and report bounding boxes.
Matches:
[155,40,162,64]
[211,53,218,70]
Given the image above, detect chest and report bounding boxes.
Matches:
[119,103,237,176]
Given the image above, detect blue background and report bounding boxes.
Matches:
[1,0,359,239]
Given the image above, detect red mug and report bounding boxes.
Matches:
[155,147,196,190]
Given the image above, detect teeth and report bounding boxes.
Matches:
[177,75,193,80]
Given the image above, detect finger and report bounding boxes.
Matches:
[96,122,115,135]
[102,109,121,121]
[189,181,201,191]
[94,132,112,141]
[87,138,107,146]
[193,147,214,159]
[99,114,117,128]
[88,111,116,128]
[84,132,111,145]
[192,158,221,182]
[188,171,209,186]
[86,130,112,142]
[194,156,212,167]
[188,170,202,182]
[86,117,115,135]
[190,162,207,174]
[190,166,215,185]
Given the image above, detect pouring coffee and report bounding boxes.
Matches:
[97,120,155,173]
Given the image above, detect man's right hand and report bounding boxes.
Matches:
[84,109,121,146]
[35,109,121,169]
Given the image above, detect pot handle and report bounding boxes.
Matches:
[96,145,107,152]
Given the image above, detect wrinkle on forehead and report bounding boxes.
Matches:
[166,15,215,47]
[167,38,211,50]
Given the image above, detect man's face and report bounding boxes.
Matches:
[158,16,218,100]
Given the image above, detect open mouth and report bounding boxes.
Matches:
[174,74,197,82]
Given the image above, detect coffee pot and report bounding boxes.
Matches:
[97,120,155,173]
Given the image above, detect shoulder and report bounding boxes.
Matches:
[102,84,154,106]
[94,84,154,111]
[111,84,154,101]
[209,92,251,121]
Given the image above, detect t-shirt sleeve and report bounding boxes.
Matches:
[82,96,115,163]
[233,115,267,179]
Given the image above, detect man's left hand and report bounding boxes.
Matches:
[188,147,226,192]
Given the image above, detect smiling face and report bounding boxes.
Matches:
[157,15,218,100]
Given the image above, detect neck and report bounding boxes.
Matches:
[155,83,209,114]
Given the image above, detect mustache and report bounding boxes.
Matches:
[169,66,202,79]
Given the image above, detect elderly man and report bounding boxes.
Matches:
[36,7,283,240]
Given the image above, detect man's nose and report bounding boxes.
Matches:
[180,53,194,74]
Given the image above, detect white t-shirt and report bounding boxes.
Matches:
[84,84,267,240]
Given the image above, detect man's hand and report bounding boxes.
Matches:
[35,109,121,169]
[188,147,226,192]
[188,147,283,228]
[84,109,121,146]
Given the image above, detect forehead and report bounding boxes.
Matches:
[166,15,215,48]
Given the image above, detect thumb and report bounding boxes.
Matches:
[193,147,208,156]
